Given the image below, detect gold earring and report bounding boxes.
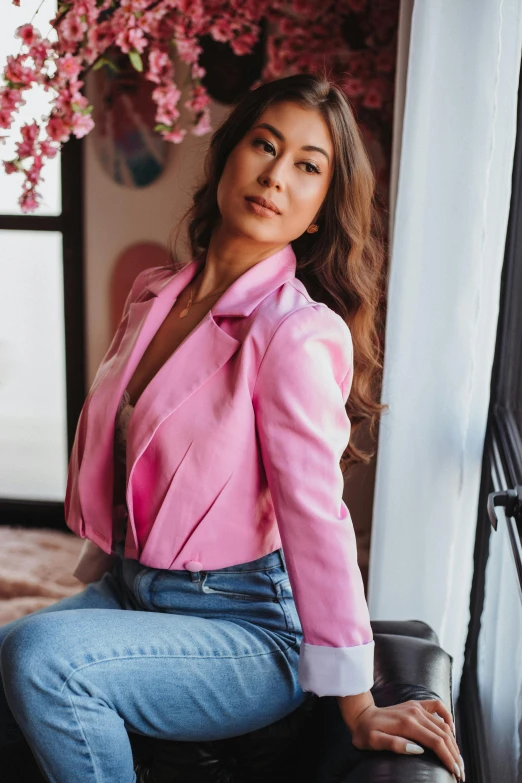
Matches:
[306,223,319,233]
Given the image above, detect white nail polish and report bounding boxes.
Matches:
[405,742,424,754]
[454,762,461,778]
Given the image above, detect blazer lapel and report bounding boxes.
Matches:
[78,257,210,545]
[124,313,241,531]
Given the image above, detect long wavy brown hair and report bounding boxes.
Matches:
[168,72,388,472]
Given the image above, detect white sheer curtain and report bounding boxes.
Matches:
[368,0,522,703]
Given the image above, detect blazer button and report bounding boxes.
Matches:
[184,560,203,572]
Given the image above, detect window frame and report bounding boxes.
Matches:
[0,136,86,529]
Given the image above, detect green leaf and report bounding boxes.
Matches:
[128,50,143,72]
[92,57,107,71]
[71,102,94,115]
[93,56,119,74]
[154,123,172,132]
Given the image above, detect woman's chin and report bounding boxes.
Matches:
[222,216,282,244]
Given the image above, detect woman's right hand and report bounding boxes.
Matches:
[341,698,465,780]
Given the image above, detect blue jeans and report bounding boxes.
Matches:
[0,544,308,783]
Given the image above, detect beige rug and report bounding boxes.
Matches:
[0,526,84,625]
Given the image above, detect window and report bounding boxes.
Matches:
[0,0,85,528]
[456,55,522,783]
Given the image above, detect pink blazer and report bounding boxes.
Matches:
[65,243,375,697]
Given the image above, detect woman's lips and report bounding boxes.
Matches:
[244,197,280,217]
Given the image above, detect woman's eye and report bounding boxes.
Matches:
[252,139,321,175]
[298,162,321,175]
[253,138,275,154]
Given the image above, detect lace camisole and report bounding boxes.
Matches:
[112,388,134,549]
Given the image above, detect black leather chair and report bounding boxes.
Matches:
[1,619,456,782]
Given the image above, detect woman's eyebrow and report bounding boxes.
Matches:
[252,122,330,164]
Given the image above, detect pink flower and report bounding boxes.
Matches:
[146,48,173,84]
[152,83,181,110]
[156,105,180,125]
[0,88,25,111]
[0,110,14,129]
[5,55,36,87]
[191,64,206,80]
[210,19,234,43]
[62,14,87,43]
[75,0,97,23]
[20,188,41,213]
[87,21,114,52]
[29,40,51,68]
[184,85,210,114]
[175,37,202,64]
[71,112,94,138]
[128,27,148,53]
[46,116,71,143]
[15,24,41,48]
[191,110,212,137]
[58,53,83,83]
[3,160,18,175]
[21,122,39,142]
[16,139,36,159]
[231,31,259,56]
[163,127,187,143]
[26,156,44,184]
[40,139,59,158]
[71,92,89,111]
[116,26,148,54]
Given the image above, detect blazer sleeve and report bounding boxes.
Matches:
[252,303,375,697]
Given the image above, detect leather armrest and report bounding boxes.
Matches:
[370,619,440,645]
[310,631,455,783]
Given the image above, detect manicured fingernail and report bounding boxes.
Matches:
[459,756,466,781]
[405,743,424,754]
[433,712,444,722]
[454,762,461,779]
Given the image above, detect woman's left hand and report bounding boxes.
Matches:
[339,698,465,780]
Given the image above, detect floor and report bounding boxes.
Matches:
[0,526,84,625]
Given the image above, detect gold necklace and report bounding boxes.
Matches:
[178,279,228,319]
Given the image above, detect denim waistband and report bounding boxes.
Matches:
[201,547,287,574]
[115,539,287,575]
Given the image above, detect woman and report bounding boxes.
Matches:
[0,73,464,782]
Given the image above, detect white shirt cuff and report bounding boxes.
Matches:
[298,639,375,697]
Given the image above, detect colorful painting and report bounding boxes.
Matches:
[86,46,168,188]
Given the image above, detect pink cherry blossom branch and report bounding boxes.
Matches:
[1,0,398,212]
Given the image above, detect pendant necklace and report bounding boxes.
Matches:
[178,277,228,319]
